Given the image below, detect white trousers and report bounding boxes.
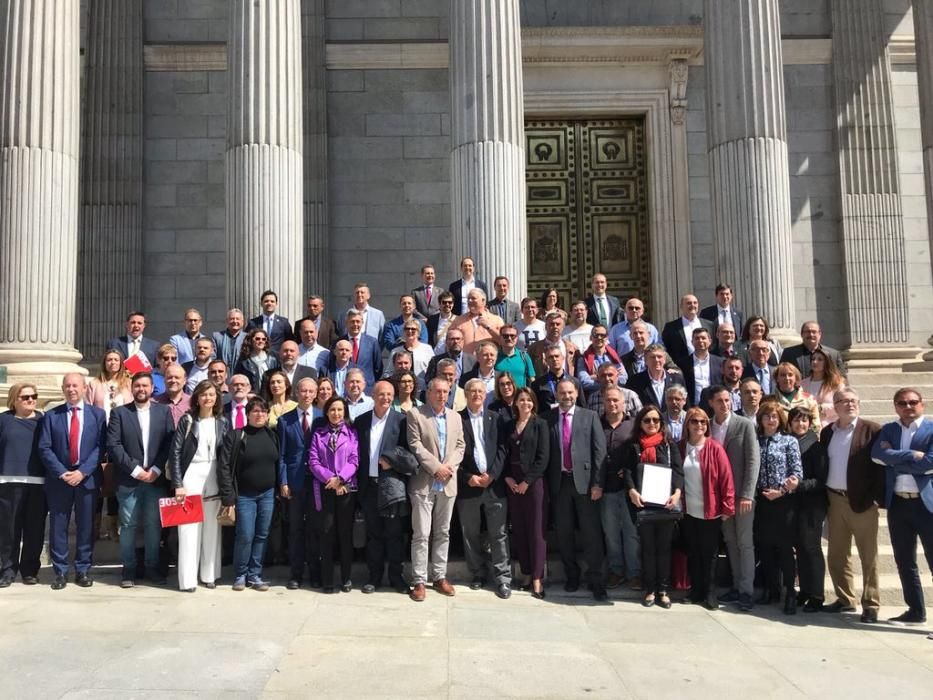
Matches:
[177,457,222,590]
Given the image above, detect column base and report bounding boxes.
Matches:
[843,345,926,370]
[0,347,87,408]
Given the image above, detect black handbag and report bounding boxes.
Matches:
[636,504,683,524]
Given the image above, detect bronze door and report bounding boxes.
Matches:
[526,118,651,314]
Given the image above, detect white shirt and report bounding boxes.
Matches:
[717,305,732,327]
[649,374,666,406]
[230,400,248,429]
[827,419,857,491]
[894,417,925,493]
[458,278,475,314]
[468,409,488,474]
[692,353,711,405]
[130,404,159,479]
[593,296,611,324]
[563,324,594,353]
[368,410,390,478]
[516,319,545,348]
[683,443,704,518]
[128,336,142,357]
[348,395,375,421]
[193,417,217,464]
[711,412,730,445]
[298,343,330,372]
[680,316,702,354]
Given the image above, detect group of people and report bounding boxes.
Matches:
[0,260,931,630]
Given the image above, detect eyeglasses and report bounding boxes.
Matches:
[18,394,38,401]
[592,333,608,339]
[834,398,858,405]
[404,327,419,332]
[498,381,514,387]
[185,318,200,323]
[688,419,708,425]
[641,417,661,424]
[441,300,454,305]
[896,399,921,408]
[500,334,517,340]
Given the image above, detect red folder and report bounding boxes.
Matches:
[159,495,204,527]
[124,351,153,375]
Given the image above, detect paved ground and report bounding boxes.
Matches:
[2,565,933,699]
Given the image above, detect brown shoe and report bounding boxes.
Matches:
[628,576,643,591]
[432,578,456,596]
[409,583,426,602]
[606,573,625,589]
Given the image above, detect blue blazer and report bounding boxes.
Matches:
[335,334,383,391]
[38,403,107,490]
[247,314,292,354]
[872,418,933,512]
[106,336,161,364]
[106,403,176,489]
[277,407,321,491]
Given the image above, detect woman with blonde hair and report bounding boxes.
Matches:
[86,349,133,421]
[774,362,821,433]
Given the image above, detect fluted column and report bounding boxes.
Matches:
[914,0,933,346]
[831,0,910,348]
[226,0,304,321]
[302,0,328,300]
[450,0,527,298]
[77,0,144,361]
[0,0,82,372]
[704,0,796,338]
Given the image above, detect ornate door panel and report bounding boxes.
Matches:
[526,118,650,313]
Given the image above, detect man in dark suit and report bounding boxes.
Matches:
[699,283,744,334]
[247,289,291,354]
[584,272,622,328]
[292,295,338,350]
[106,372,175,587]
[710,323,748,364]
[425,328,476,384]
[278,377,322,589]
[457,379,510,598]
[426,291,458,347]
[620,321,678,379]
[340,309,383,392]
[448,256,488,316]
[356,380,410,594]
[412,264,446,318]
[278,340,318,399]
[533,346,584,411]
[107,311,161,364]
[871,387,933,625]
[676,328,723,407]
[782,321,847,376]
[742,340,776,395]
[821,387,883,622]
[213,308,247,370]
[487,275,522,325]
[626,344,687,409]
[547,378,608,600]
[661,293,715,362]
[38,373,107,590]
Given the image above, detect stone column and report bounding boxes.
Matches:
[913,0,933,348]
[77,0,144,361]
[831,0,912,354]
[704,0,796,338]
[450,0,527,298]
[0,0,83,386]
[302,0,329,301]
[226,0,304,322]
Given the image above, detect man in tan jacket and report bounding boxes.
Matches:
[406,378,465,601]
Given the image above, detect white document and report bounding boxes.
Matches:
[641,463,672,506]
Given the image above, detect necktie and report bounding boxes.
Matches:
[425,286,432,306]
[68,406,80,466]
[130,337,140,356]
[352,336,360,364]
[302,411,310,440]
[597,298,608,326]
[235,404,245,430]
[561,412,572,472]
[758,368,767,392]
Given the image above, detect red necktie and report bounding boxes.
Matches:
[352,336,360,364]
[69,406,80,467]
[426,286,432,306]
[235,404,245,430]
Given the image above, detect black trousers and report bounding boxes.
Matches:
[360,485,405,587]
[554,475,605,586]
[310,489,356,587]
[639,518,675,594]
[683,514,721,602]
[286,484,321,583]
[888,494,933,612]
[755,495,797,592]
[0,483,47,579]
[795,503,826,601]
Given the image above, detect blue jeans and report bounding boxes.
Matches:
[600,490,641,579]
[117,483,163,572]
[234,489,275,581]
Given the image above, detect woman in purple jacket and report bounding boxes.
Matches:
[308,396,359,593]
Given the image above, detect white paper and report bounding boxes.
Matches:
[641,463,672,506]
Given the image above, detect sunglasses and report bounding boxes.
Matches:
[641,417,661,424]
[18,394,38,401]
[688,418,708,425]
[592,333,608,339]
[896,400,921,408]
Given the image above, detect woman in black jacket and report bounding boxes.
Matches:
[168,380,229,592]
[787,406,828,612]
[503,387,550,599]
[623,404,684,609]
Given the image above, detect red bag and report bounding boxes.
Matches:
[159,495,204,527]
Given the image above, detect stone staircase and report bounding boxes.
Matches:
[844,366,933,424]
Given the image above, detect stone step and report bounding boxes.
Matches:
[824,573,933,607]
[845,370,933,385]
[848,383,933,400]
[819,540,928,576]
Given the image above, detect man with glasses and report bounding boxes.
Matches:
[821,388,883,622]
[169,308,210,364]
[609,297,659,356]
[225,375,252,429]
[872,388,933,625]
[575,324,627,398]
[447,288,503,355]
[625,344,686,410]
[426,328,476,384]
[292,295,339,351]
[382,295,428,351]
[494,324,535,389]
[427,291,458,348]
[213,308,247,370]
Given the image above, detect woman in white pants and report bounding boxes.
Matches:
[168,381,229,591]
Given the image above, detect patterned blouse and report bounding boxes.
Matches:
[756,432,803,491]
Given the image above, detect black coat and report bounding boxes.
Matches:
[621,439,684,504]
[792,430,828,518]
[457,409,507,498]
[503,416,550,485]
[168,413,231,490]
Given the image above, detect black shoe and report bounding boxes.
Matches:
[803,599,824,613]
[391,579,408,595]
[888,609,927,625]
[531,589,546,600]
[564,579,580,593]
[341,580,352,593]
[860,609,879,623]
[21,576,38,586]
[0,577,12,588]
[496,583,512,600]
[704,594,719,611]
[783,591,797,615]
[51,575,67,590]
[146,569,167,586]
[756,588,779,605]
[823,600,856,613]
[469,577,486,591]
[796,591,808,606]
[286,579,300,590]
[310,578,323,589]
[75,572,93,588]
[362,583,376,594]
[738,593,754,612]
[592,585,609,602]
[718,589,740,603]
[323,587,335,594]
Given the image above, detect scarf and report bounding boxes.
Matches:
[639,431,665,463]
[328,424,342,451]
